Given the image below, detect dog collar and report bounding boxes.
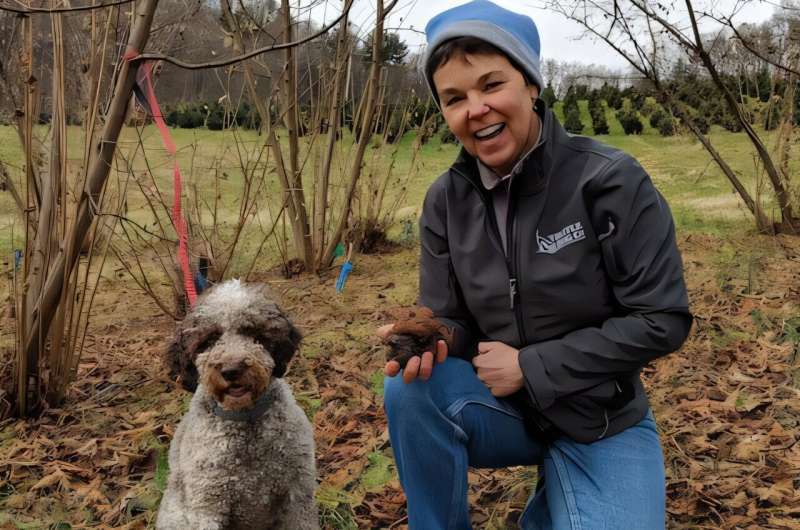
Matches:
[211,391,272,422]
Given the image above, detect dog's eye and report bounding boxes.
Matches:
[195,330,222,353]
[241,326,271,352]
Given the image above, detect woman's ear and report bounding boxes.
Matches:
[529,84,540,101]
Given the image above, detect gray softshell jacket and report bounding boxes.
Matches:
[419,100,693,443]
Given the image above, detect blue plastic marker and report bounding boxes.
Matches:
[335,243,354,293]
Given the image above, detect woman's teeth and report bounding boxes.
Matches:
[475,123,505,140]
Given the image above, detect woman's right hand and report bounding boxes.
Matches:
[377,324,449,383]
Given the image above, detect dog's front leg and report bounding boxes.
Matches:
[156,492,226,530]
[181,509,227,530]
[276,489,319,530]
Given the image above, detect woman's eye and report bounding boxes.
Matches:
[485,81,503,90]
[445,95,463,106]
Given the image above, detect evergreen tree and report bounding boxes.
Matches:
[616,106,643,135]
[755,66,771,102]
[574,84,589,100]
[564,104,584,134]
[600,82,623,109]
[690,114,710,135]
[764,97,782,131]
[657,115,674,136]
[563,85,579,110]
[590,105,609,135]
[363,31,409,64]
[540,84,557,108]
[650,108,666,129]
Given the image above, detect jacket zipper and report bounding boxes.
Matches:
[505,191,528,345]
[450,166,552,440]
[451,167,528,346]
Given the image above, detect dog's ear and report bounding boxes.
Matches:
[270,319,302,378]
[165,328,200,392]
[165,324,221,392]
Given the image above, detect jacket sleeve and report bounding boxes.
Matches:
[518,154,693,411]
[418,176,479,360]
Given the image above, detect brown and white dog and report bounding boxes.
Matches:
[157,280,318,530]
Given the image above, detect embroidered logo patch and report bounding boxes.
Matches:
[536,222,586,254]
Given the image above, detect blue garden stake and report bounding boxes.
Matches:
[194,256,209,294]
[335,243,354,293]
[14,249,22,271]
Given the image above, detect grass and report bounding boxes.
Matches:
[2,112,798,267]
[153,443,170,493]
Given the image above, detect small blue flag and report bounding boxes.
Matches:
[194,271,208,294]
[194,256,210,294]
[14,249,22,271]
[335,260,353,293]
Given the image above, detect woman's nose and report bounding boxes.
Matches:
[466,96,490,119]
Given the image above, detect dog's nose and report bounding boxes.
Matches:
[220,365,243,381]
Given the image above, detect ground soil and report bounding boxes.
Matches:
[1,232,799,529]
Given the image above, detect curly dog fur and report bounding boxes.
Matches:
[157,280,318,530]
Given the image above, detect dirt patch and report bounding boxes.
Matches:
[1,235,799,529]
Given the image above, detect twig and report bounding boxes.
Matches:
[96,212,177,243]
[715,13,800,77]
[0,0,134,14]
[135,0,355,71]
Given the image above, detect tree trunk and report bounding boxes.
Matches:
[667,99,771,230]
[18,0,160,417]
[322,0,387,266]
[683,0,795,232]
[281,0,313,269]
[314,3,350,269]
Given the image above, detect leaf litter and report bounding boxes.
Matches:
[0,234,798,529]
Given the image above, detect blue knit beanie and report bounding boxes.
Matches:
[423,0,543,102]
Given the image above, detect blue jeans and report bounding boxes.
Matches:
[383,358,665,530]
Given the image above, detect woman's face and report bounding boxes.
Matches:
[433,52,539,175]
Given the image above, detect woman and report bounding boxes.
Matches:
[378,1,693,529]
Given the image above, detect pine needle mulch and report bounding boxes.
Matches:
[1,233,799,529]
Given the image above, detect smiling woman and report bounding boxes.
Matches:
[377,1,694,529]
[432,49,539,176]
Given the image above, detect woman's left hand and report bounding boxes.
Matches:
[473,341,524,397]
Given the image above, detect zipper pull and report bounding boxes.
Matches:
[509,278,518,310]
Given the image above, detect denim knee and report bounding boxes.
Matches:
[383,374,433,424]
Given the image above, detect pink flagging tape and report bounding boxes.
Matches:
[138,61,197,306]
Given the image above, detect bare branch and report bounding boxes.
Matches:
[707,11,800,77]
[0,0,134,14]
[547,0,651,78]
[97,212,177,243]
[136,0,355,70]
[628,0,698,52]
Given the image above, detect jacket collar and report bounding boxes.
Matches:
[451,98,561,197]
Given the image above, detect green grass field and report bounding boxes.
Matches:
[1,117,797,266]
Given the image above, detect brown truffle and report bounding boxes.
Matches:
[383,307,454,368]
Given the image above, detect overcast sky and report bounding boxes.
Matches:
[309,0,778,71]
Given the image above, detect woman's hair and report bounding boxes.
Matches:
[426,36,531,85]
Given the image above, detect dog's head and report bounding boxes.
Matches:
[166,280,302,410]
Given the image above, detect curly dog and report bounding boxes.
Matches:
[157,280,318,530]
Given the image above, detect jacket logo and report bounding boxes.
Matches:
[536,222,586,254]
